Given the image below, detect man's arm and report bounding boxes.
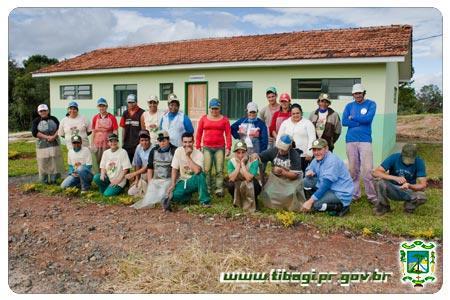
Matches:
[372,166,407,185]
[352,101,376,124]
[402,177,427,192]
[186,154,202,174]
[341,104,360,128]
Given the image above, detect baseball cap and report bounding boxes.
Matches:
[108,133,119,141]
[318,93,331,103]
[97,97,108,106]
[266,86,277,94]
[246,102,258,112]
[401,143,417,165]
[127,94,137,103]
[352,83,365,94]
[209,98,221,108]
[168,93,179,104]
[233,141,248,152]
[276,134,292,151]
[37,104,48,112]
[156,130,170,141]
[68,101,78,109]
[71,135,82,143]
[310,138,328,150]
[279,93,291,102]
[139,130,150,139]
[148,95,159,103]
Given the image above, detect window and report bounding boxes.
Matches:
[219,81,252,119]
[60,85,92,100]
[160,83,174,100]
[291,78,361,99]
[114,84,137,116]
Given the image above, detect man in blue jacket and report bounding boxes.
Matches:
[342,83,377,204]
[301,138,353,216]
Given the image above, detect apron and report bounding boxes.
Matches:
[230,159,257,212]
[93,115,113,149]
[36,118,65,177]
[261,151,305,211]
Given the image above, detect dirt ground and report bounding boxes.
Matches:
[396,114,443,143]
[8,183,442,294]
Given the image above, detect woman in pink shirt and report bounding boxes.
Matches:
[269,92,292,140]
[196,98,232,197]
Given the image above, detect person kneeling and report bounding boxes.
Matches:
[60,135,93,192]
[226,141,261,212]
[126,130,152,197]
[301,138,353,216]
[165,132,211,211]
[371,143,427,216]
[93,133,131,197]
[132,130,177,209]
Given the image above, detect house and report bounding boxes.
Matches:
[33,24,412,164]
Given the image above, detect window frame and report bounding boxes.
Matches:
[60,84,92,100]
[159,83,174,101]
[218,81,253,120]
[113,84,138,116]
[291,78,361,100]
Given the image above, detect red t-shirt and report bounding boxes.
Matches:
[92,113,119,131]
[269,110,291,136]
[195,115,232,150]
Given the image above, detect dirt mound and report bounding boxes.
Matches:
[396,114,442,143]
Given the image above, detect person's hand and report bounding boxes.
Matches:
[301,198,314,212]
[100,174,106,181]
[400,182,410,190]
[348,115,353,120]
[72,172,79,177]
[395,176,407,185]
[125,173,134,180]
[305,170,315,177]
[166,184,175,198]
[305,155,313,161]
[273,166,283,176]
[110,178,120,186]
[225,149,230,157]
[268,137,274,144]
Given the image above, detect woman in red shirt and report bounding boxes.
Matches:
[269,92,292,141]
[196,98,232,197]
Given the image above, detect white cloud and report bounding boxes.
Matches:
[412,72,443,90]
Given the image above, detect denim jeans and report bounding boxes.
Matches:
[60,166,93,191]
[202,146,225,194]
[373,178,427,212]
[304,176,342,211]
[346,142,376,201]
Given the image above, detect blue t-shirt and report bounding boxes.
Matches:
[342,99,376,143]
[381,153,426,185]
[132,144,152,168]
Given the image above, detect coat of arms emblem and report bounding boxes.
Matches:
[399,240,436,287]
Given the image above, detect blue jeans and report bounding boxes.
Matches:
[61,166,93,191]
[304,176,342,211]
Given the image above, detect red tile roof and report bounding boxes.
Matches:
[35,25,412,74]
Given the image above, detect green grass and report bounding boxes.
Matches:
[8,141,68,177]
[416,143,442,180]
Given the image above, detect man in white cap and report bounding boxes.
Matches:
[342,83,377,203]
[140,95,162,145]
[231,102,268,155]
[120,94,145,162]
[159,93,194,147]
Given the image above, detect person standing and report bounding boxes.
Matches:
[58,101,91,150]
[31,104,64,184]
[91,97,118,166]
[160,93,194,147]
[309,93,342,152]
[276,103,316,175]
[259,86,280,148]
[140,95,162,146]
[120,94,145,162]
[195,98,232,197]
[342,83,377,203]
[269,92,291,141]
[60,135,93,192]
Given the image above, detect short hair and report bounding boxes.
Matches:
[291,103,303,113]
[181,132,194,140]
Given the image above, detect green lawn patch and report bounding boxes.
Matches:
[416,143,442,181]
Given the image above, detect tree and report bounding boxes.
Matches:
[416,84,443,114]
[9,55,58,131]
[397,82,422,115]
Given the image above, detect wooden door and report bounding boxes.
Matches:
[187,83,207,131]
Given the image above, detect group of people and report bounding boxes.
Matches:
[31,83,428,216]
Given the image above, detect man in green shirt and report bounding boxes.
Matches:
[226,141,261,212]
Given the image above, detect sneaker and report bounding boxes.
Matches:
[162,196,172,212]
[337,205,350,217]
[373,205,391,216]
[80,190,89,195]
[201,203,212,208]
[215,191,224,198]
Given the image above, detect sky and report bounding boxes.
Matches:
[8,7,443,90]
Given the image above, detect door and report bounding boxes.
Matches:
[186,82,207,131]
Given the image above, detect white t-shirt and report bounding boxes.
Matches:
[58,115,91,149]
[315,111,329,138]
[171,147,204,180]
[68,147,93,171]
[277,118,316,157]
[142,110,162,145]
[100,148,132,187]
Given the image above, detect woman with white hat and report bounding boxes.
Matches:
[31,104,64,184]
